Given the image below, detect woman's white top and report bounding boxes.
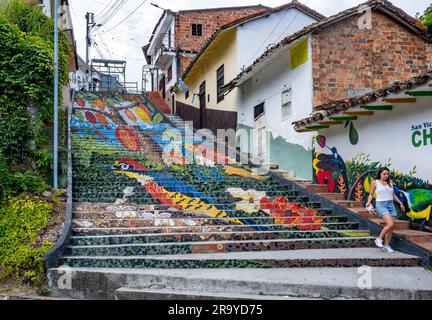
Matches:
[375,180,394,202]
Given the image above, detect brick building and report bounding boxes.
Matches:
[219,0,432,180]
[143,4,268,113]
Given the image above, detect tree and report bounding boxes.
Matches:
[0,0,71,182]
[417,4,432,31]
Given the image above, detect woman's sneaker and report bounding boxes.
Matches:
[382,245,395,253]
[374,238,383,248]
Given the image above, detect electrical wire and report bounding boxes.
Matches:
[93,0,128,31]
[94,1,126,29]
[94,0,117,20]
[97,0,148,35]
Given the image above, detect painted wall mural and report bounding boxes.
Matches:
[313,134,432,227]
[313,135,348,195]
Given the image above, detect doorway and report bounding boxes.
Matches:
[253,102,266,163]
[199,81,206,129]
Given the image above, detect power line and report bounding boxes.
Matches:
[93,0,128,31]
[94,0,117,20]
[97,0,148,35]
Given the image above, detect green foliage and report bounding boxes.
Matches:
[33,149,53,178]
[0,195,54,285]
[0,0,70,168]
[418,4,432,31]
[0,152,12,198]
[10,172,51,194]
[36,283,52,296]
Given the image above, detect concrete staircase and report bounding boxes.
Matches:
[145,91,171,114]
[296,181,432,257]
[46,92,432,300]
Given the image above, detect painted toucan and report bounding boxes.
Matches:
[395,187,432,225]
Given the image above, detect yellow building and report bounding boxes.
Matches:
[175,1,324,133]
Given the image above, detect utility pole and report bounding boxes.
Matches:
[53,0,59,189]
[85,12,95,91]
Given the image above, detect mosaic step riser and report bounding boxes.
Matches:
[66,238,374,256]
[72,185,299,193]
[72,210,336,221]
[70,229,367,245]
[71,220,357,230]
[71,225,360,236]
[71,199,314,207]
[72,207,334,216]
[71,202,324,210]
[60,257,422,269]
[71,224,359,236]
[71,191,303,198]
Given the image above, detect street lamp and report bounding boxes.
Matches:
[53,0,59,190]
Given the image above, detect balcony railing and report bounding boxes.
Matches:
[153,33,176,67]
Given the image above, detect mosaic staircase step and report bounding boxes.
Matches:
[72,200,324,210]
[71,223,360,235]
[72,185,299,192]
[71,219,357,230]
[72,195,310,203]
[73,208,335,219]
[70,229,368,245]
[61,247,420,269]
[66,236,375,256]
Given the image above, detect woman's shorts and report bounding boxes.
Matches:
[375,201,397,218]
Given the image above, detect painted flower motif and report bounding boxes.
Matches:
[259,197,324,230]
[227,188,266,214]
[141,211,175,227]
[114,210,137,218]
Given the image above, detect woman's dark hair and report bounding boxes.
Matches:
[376,167,390,180]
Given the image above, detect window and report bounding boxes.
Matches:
[281,87,292,119]
[254,103,265,120]
[167,65,172,82]
[192,24,203,36]
[217,65,225,103]
[185,90,189,100]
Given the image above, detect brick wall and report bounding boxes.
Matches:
[311,11,432,108]
[175,7,267,53]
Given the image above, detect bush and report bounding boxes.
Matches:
[0,0,70,166]
[0,195,53,285]
[0,152,12,198]
[11,172,51,194]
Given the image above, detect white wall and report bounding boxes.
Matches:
[236,37,315,179]
[236,8,317,73]
[238,37,314,148]
[316,88,432,182]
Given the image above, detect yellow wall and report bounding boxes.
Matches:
[177,28,238,112]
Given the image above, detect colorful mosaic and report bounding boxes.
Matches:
[65,92,376,269]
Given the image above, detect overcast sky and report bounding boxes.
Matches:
[69,0,431,89]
